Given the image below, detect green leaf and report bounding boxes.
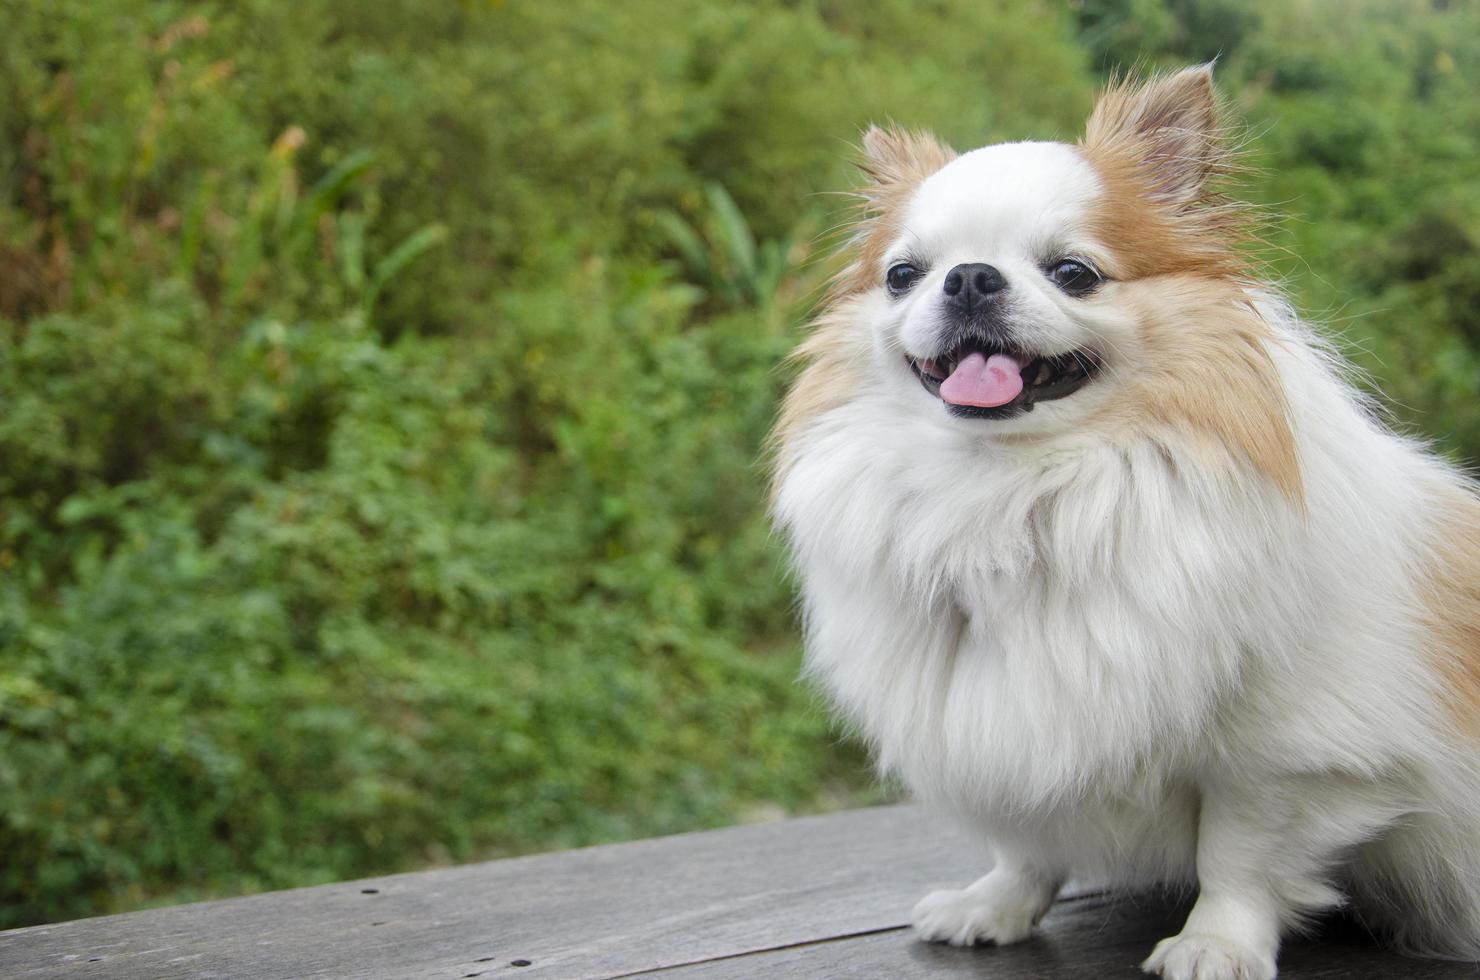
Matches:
[364,224,450,315]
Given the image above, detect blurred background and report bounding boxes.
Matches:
[2,0,1478,928]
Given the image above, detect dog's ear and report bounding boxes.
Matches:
[1083,64,1227,208]
[830,126,955,299]
[859,124,955,211]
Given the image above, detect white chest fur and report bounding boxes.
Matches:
[781,408,1255,797]
[775,361,1443,879]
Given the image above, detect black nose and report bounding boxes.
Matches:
[942,263,1007,310]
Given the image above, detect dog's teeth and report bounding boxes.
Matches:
[1033,362,1051,385]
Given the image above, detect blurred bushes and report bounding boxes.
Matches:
[4,0,1479,929]
[1237,0,1480,461]
[0,0,1093,925]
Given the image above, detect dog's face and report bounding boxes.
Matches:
[833,66,1295,463]
[876,141,1121,430]
[778,66,1301,499]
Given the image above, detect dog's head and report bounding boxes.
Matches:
[788,66,1299,498]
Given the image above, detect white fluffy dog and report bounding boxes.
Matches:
[771,65,1480,980]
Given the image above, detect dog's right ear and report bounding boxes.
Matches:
[859,125,955,211]
[1083,64,1228,210]
[833,126,955,301]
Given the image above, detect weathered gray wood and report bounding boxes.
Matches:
[2,804,1474,979]
[644,891,1478,979]
[0,805,989,980]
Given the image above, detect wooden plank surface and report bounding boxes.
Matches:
[3,804,1476,979]
[0,805,989,980]
[644,890,1479,979]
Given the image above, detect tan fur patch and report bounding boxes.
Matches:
[1095,278,1303,502]
[1074,68,1300,500]
[1079,66,1255,283]
[1423,486,1480,735]
[768,299,872,482]
[770,126,954,483]
[838,126,958,299]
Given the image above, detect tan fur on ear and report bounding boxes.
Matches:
[859,124,957,207]
[1085,65,1223,206]
[769,126,955,485]
[839,125,956,299]
[1079,65,1255,282]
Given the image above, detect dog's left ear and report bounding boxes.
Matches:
[858,124,956,212]
[1082,64,1226,208]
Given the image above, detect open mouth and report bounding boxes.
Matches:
[906,342,1102,419]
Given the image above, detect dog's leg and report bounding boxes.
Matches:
[1142,776,1388,980]
[911,858,1062,946]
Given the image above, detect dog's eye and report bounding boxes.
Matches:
[886,262,922,295]
[1047,259,1102,296]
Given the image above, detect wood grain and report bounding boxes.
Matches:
[2,804,1472,979]
[0,805,989,980]
[641,891,1480,979]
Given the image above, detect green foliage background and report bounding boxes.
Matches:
[2,0,1477,927]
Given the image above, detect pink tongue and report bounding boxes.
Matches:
[939,352,1025,408]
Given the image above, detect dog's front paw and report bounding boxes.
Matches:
[1142,932,1277,980]
[910,885,1044,947]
